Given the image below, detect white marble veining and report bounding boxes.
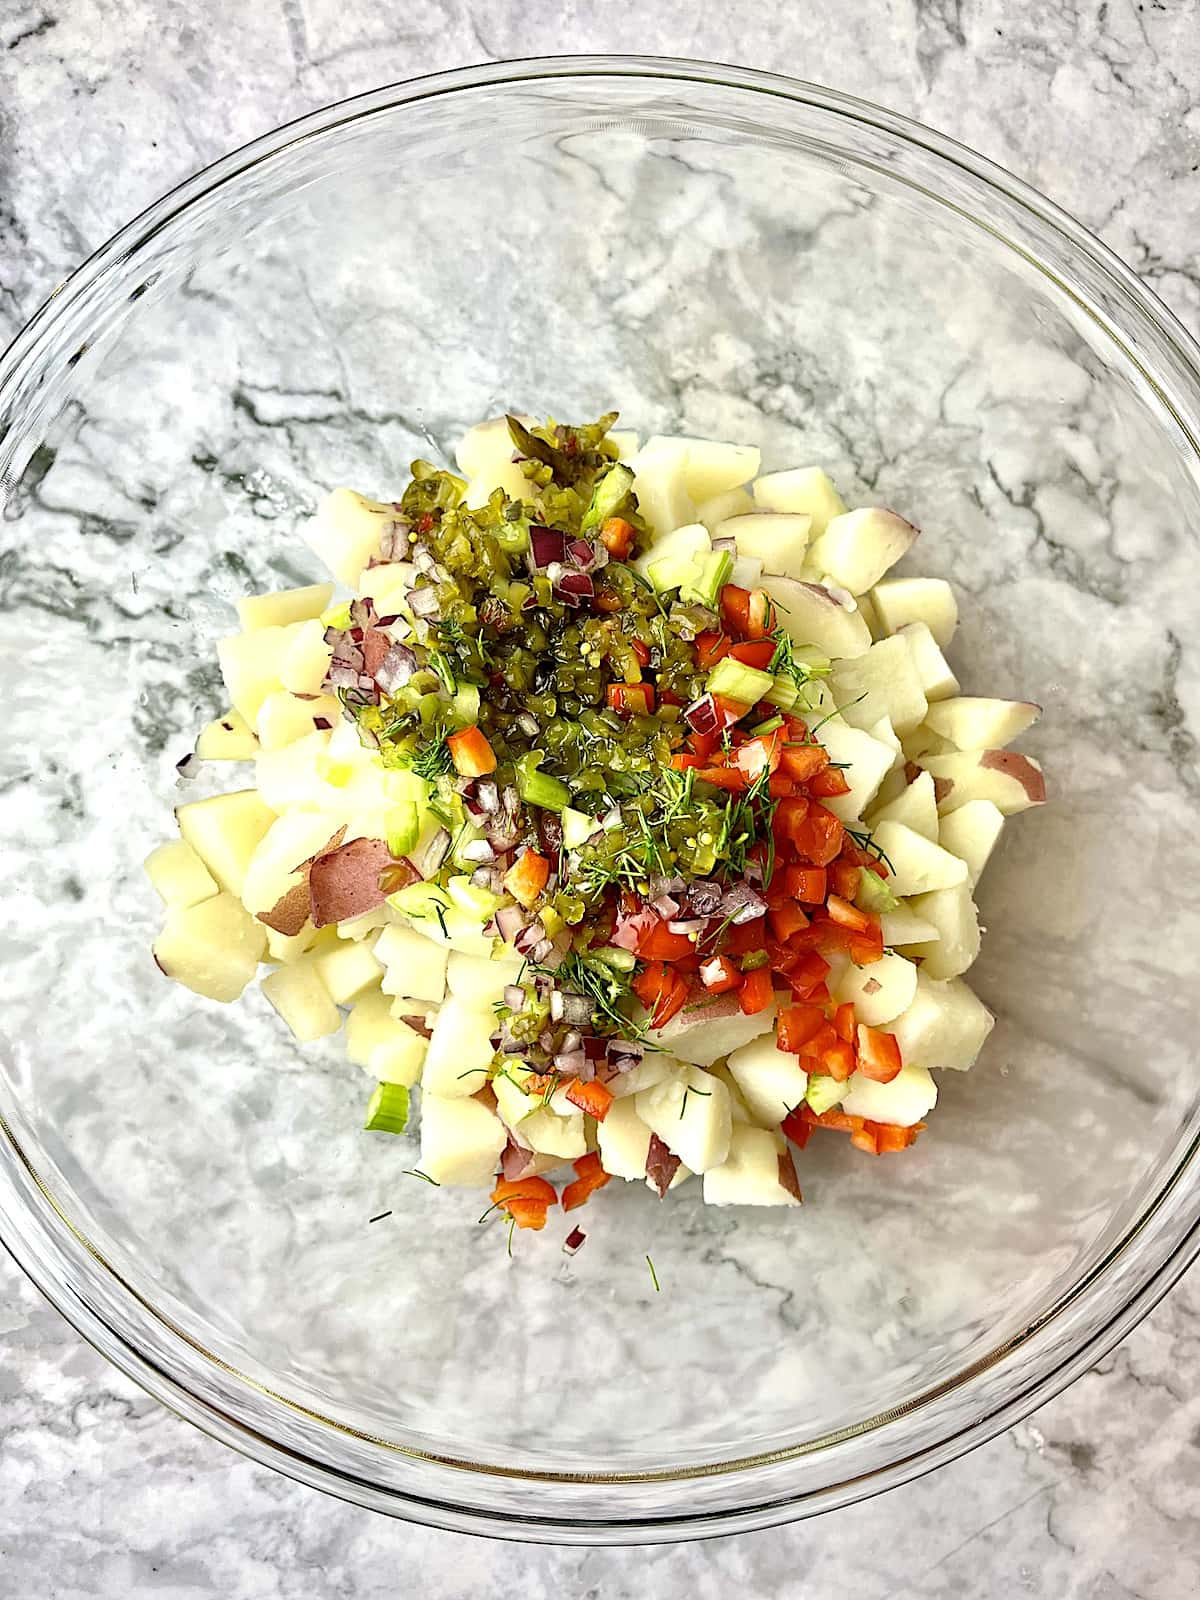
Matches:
[2,2,1199,1594]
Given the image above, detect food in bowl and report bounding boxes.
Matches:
[145,413,1045,1232]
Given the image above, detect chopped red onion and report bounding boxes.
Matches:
[460,837,496,864]
[531,937,555,963]
[562,1227,587,1255]
[685,693,721,736]
[554,1049,586,1075]
[411,827,450,878]
[503,984,526,1012]
[722,883,767,924]
[710,536,737,555]
[607,1039,644,1066]
[325,661,361,690]
[476,780,500,814]
[530,526,567,570]
[646,1133,681,1199]
[501,1136,540,1183]
[555,571,594,606]
[373,643,418,693]
[582,1036,608,1059]
[175,752,200,778]
[470,865,502,891]
[558,992,593,1026]
[406,585,439,617]
[312,716,332,731]
[651,894,680,919]
[549,990,565,1023]
[513,919,546,956]
[496,908,528,940]
[686,879,723,915]
[667,919,706,936]
[566,537,597,569]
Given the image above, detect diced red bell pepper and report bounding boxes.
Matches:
[599,517,635,559]
[737,966,774,1015]
[729,639,777,671]
[564,1079,615,1122]
[850,1126,879,1155]
[719,584,752,636]
[727,916,767,955]
[790,805,845,866]
[825,894,876,935]
[490,1175,558,1230]
[696,765,748,792]
[784,864,827,903]
[780,1106,813,1149]
[779,743,830,783]
[856,1025,903,1083]
[848,926,885,965]
[768,772,797,799]
[828,859,861,900]
[504,848,551,908]
[607,682,655,717]
[867,1120,925,1154]
[446,725,498,778]
[670,752,705,772]
[777,1003,828,1054]
[833,1002,856,1044]
[637,919,697,962]
[562,1151,612,1211]
[699,954,742,994]
[784,951,831,997]
[808,765,851,798]
[633,961,690,1028]
[819,1039,856,1081]
[768,900,810,942]
[733,731,782,780]
[798,1021,839,1062]
[774,794,811,846]
[630,638,651,668]
[695,630,730,670]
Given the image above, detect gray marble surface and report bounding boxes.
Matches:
[2,2,1199,1594]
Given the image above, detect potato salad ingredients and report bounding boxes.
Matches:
[146,412,1045,1234]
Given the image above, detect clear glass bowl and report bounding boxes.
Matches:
[1,57,1198,1544]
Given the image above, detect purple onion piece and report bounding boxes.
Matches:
[554,1049,587,1076]
[406,585,439,617]
[555,571,594,605]
[529,525,567,569]
[582,1036,608,1060]
[721,882,767,924]
[460,837,496,864]
[476,780,500,814]
[651,894,680,919]
[495,905,526,946]
[411,827,450,879]
[503,984,526,1012]
[710,536,737,555]
[685,693,721,736]
[566,537,597,569]
[373,644,418,693]
[667,919,706,936]
[563,1227,587,1255]
[558,992,593,1027]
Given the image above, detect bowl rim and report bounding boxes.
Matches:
[2,53,1198,1543]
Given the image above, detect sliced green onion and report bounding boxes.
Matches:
[364,1082,410,1135]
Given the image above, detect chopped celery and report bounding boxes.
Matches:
[581,461,635,532]
[385,801,421,858]
[805,1075,848,1116]
[515,750,571,812]
[364,1081,410,1135]
[679,548,732,609]
[446,874,502,921]
[855,868,900,915]
[591,945,637,973]
[707,656,775,705]
[452,682,481,725]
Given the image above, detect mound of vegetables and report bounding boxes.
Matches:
[146,412,1046,1244]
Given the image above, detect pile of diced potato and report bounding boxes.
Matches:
[144,420,1044,1208]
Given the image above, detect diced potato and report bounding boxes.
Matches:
[375,923,449,1005]
[643,435,760,502]
[905,882,980,980]
[455,416,533,507]
[872,577,958,648]
[889,973,994,1071]
[840,1063,937,1125]
[902,723,954,764]
[758,575,872,659]
[312,934,383,1005]
[923,696,1041,751]
[519,1106,588,1160]
[306,488,404,586]
[830,636,928,737]
[834,950,919,1027]
[195,708,259,761]
[898,622,960,702]
[608,428,639,459]
[217,628,290,724]
[880,904,941,945]
[607,1053,682,1099]
[240,811,341,919]
[627,438,696,540]
[806,508,919,595]
[492,1069,538,1130]
[419,1094,506,1187]
[867,770,940,843]
[421,995,495,1097]
[345,989,427,1086]
[804,719,896,824]
[255,689,342,752]
[715,512,812,573]
[636,1065,733,1173]
[445,950,524,1008]
[358,560,417,620]
[236,582,334,632]
[279,618,335,696]
[649,992,776,1064]
[869,821,969,898]
[338,906,393,941]
[260,960,342,1042]
[752,466,847,534]
[265,922,322,964]
[175,789,277,897]
[144,839,218,910]
[727,1033,809,1128]
[703,1125,802,1207]
[696,486,753,528]
[938,800,1005,886]
[597,1096,655,1179]
[708,1064,757,1125]
[919,750,1047,816]
[868,714,902,760]
[153,892,267,1003]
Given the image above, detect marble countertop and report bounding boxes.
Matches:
[2,3,1198,1595]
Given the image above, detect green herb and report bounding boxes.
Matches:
[679,1085,712,1119]
[646,1254,661,1293]
[846,825,896,874]
[808,692,868,738]
[368,1210,393,1224]
[400,1169,441,1186]
[412,728,453,781]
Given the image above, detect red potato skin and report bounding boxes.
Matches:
[778,1150,803,1202]
[308,837,394,927]
[978,749,1047,803]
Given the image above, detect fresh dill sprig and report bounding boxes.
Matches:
[846,825,896,874]
[411,726,453,780]
[646,1254,661,1293]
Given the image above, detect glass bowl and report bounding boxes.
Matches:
[1,57,1198,1544]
